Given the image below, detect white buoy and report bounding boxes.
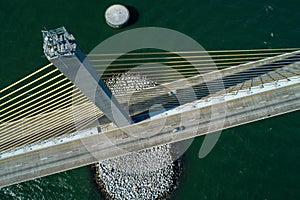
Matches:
[105,4,130,28]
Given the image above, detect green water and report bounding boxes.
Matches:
[0,0,300,199]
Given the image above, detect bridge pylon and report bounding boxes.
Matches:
[42,27,132,127]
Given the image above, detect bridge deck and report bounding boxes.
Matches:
[1,51,300,187]
[0,77,299,188]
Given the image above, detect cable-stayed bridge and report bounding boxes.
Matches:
[0,28,299,188]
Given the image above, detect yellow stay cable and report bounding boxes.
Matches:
[88,47,300,56]
[0,102,101,145]
[0,82,75,120]
[0,69,59,101]
[0,63,53,94]
[88,51,286,62]
[0,87,82,124]
[0,95,94,134]
[1,111,103,151]
[1,77,69,114]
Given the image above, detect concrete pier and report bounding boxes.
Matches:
[105,4,130,28]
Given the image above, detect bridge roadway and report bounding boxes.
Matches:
[0,79,299,187]
[1,50,299,154]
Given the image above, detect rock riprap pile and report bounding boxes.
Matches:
[95,144,181,200]
[94,72,182,200]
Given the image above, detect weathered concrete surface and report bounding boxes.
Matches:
[0,82,299,188]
